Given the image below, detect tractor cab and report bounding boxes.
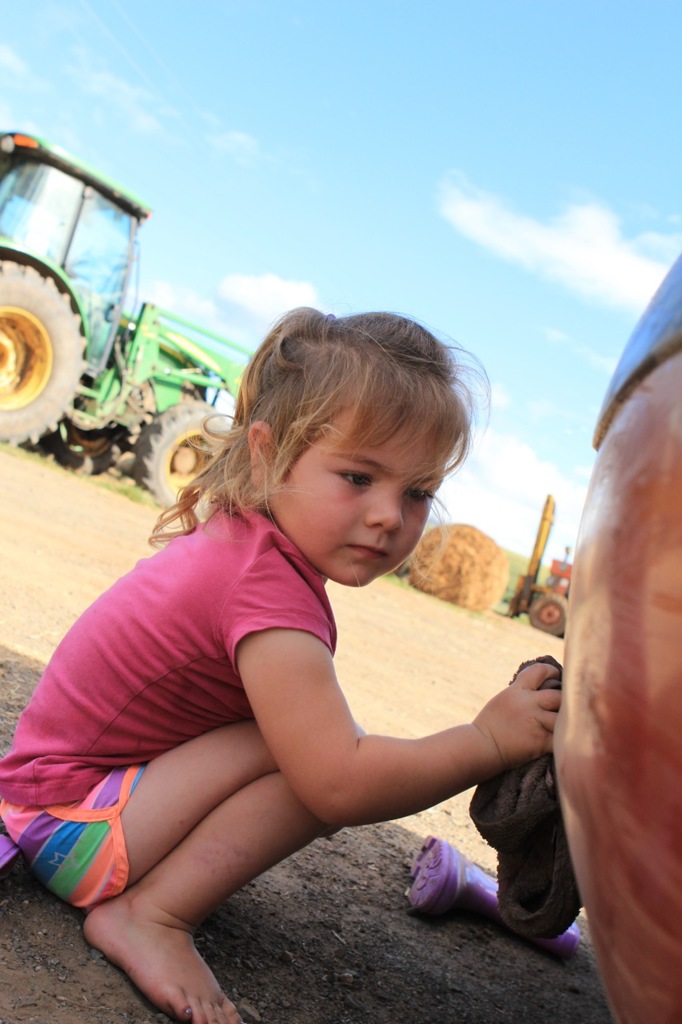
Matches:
[0,132,149,373]
[545,548,572,598]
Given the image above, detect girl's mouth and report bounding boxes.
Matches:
[347,544,387,559]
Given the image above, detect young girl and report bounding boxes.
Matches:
[0,308,561,1024]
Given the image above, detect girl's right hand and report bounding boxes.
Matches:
[471,660,562,774]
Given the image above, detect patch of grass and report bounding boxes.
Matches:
[383,571,411,590]
[385,568,494,623]
[0,440,47,464]
[0,441,158,508]
[95,475,158,506]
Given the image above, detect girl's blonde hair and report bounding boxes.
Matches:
[151,307,487,545]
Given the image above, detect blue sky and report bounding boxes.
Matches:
[2,0,680,555]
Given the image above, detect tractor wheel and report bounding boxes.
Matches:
[528,593,569,637]
[40,420,117,475]
[0,262,85,444]
[134,401,213,507]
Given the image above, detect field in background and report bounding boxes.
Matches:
[1,441,549,626]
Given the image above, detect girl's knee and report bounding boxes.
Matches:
[319,823,342,838]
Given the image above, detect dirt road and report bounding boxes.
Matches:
[0,448,615,1024]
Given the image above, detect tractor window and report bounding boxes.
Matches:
[0,159,82,263]
[64,188,135,368]
[65,188,133,305]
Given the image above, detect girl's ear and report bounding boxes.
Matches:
[248,421,274,485]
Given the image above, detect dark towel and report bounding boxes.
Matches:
[469,655,582,939]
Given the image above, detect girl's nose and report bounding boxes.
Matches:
[366,491,404,531]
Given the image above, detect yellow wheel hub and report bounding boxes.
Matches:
[0,306,54,410]
[164,428,208,493]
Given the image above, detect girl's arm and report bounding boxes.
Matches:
[237,628,561,827]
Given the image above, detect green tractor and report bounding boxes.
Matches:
[0,130,251,506]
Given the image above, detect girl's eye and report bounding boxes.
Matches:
[342,472,371,487]
[407,487,434,502]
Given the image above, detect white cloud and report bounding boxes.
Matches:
[543,325,618,376]
[206,130,260,166]
[527,398,558,421]
[0,100,13,127]
[66,48,169,135]
[635,230,682,263]
[437,427,592,556]
[218,272,320,326]
[490,381,511,410]
[144,272,321,349]
[0,44,49,95]
[572,342,618,376]
[439,173,679,314]
[545,327,571,345]
[144,282,222,326]
[0,44,29,78]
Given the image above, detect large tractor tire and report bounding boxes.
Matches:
[40,420,117,475]
[134,401,213,507]
[528,593,568,637]
[0,262,85,444]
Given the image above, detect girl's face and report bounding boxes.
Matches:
[251,414,440,587]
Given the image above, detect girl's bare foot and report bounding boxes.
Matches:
[83,892,242,1024]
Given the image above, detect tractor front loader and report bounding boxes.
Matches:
[507,494,572,637]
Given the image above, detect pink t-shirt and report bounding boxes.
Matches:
[0,511,336,805]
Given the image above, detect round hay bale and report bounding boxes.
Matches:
[409,524,509,611]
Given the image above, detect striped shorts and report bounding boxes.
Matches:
[0,764,145,910]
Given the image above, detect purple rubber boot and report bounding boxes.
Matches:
[0,834,20,879]
[408,836,581,959]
